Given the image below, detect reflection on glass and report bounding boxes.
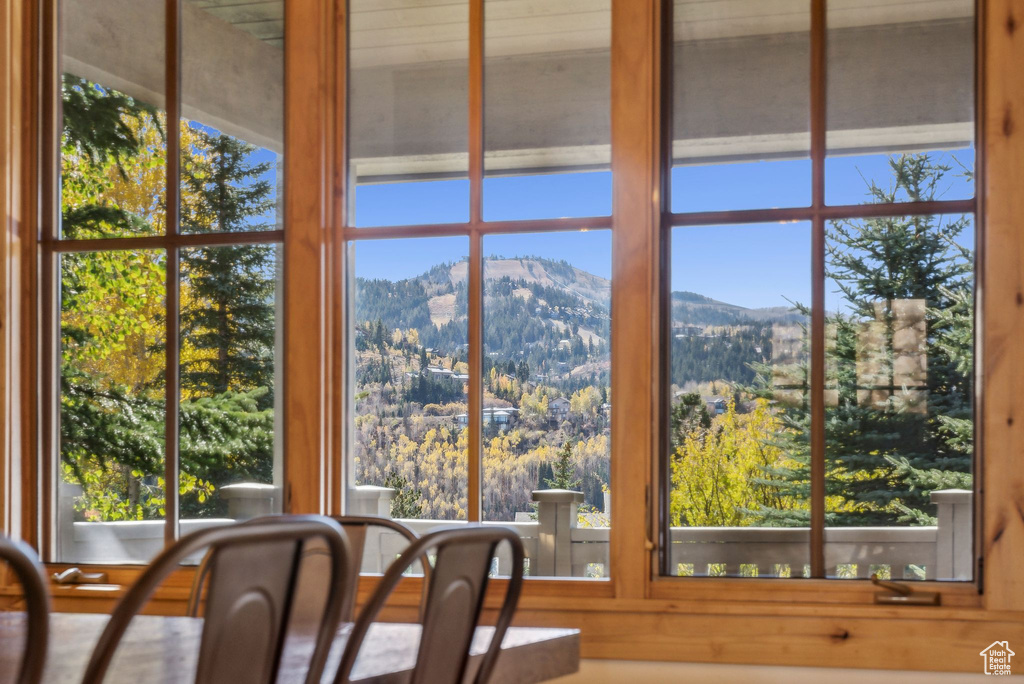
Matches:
[58,250,166,563]
[668,223,811,578]
[182,0,283,233]
[350,0,469,227]
[483,0,611,220]
[179,245,282,520]
[826,0,974,204]
[350,238,470,521]
[824,203,974,581]
[670,0,810,213]
[61,0,166,239]
[482,232,611,578]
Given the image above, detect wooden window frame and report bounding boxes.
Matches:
[1,0,1023,674]
[31,0,287,560]
[655,0,982,585]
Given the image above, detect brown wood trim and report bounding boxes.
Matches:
[467,229,483,522]
[35,0,56,556]
[46,229,286,253]
[342,216,612,241]
[283,0,333,515]
[611,0,661,599]
[468,0,483,226]
[328,0,346,516]
[970,0,986,596]
[162,0,181,547]
[981,0,1024,612]
[808,0,827,579]
[667,199,977,228]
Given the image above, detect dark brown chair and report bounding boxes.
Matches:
[81,516,354,684]
[0,538,49,684]
[332,525,524,684]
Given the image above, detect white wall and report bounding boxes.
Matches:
[551,660,989,683]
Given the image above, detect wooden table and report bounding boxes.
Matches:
[0,612,579,683]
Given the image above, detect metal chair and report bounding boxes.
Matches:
[188,515,429,620]
[330,515,431,619]
[0,538,49,684]
[81,516,354,684]
[332,525,524,684]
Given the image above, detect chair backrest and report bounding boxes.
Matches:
[332,525,524,684]
[187,515,421,621]
[0,538,49,684]
[330,516,430,620]
[81,516,353,684]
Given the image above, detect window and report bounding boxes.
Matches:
[663,0,976,581]
[51,0,285,563]
[343,0,612,579]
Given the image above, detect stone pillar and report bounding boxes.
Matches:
[531,489,584,577]
[220,483,279,521]
[931,489,973,580]
[348,485,396,518]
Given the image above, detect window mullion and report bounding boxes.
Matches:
[466,0,484,523]
[809,0,827,579]
[163,0,182,547]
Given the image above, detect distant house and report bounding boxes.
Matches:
[427,366,454,379]
[455,407,519,431]
[548,397,571,422]
[702,395,728,415]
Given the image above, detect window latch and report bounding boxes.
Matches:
[51,567,109,585]
[870,574,939,606]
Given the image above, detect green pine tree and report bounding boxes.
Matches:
[546,441,581,491]
[752,154,974,527]
[179,130,277,401]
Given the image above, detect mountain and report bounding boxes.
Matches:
[670,290,804,326]
[451,256,611,307]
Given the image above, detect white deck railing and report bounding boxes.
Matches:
[56,481,972,581]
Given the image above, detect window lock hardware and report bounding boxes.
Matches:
[870,574,939,606]
[52,567,109,585]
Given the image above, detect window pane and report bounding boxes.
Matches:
[58,250,166,563]
[349,237,470,523]
[826,0,974,205]
[350,0,469,227]
[670,0,811,213]
[824,206,974,581]
[61,0,166,239]
[483,0,611,221]
[179,245,283,523]
[483,231,611,578]
[181,0,284,233]
[667,223,811,578]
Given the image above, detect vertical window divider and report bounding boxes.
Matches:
[39,0,60,557]
[809,0,827,579]
[331,0,349,517]
[163,0,182,546]
[466,0,485,522]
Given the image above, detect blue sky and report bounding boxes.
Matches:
[343,148,975,310]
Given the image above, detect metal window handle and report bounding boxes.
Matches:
[52,567,109,585]
[870,573,939,605]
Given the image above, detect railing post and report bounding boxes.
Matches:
[531,489,584,576]
[219,483,279,520]
[58,480,83,560]
[931,489,973,580]
[347,485,396,518]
